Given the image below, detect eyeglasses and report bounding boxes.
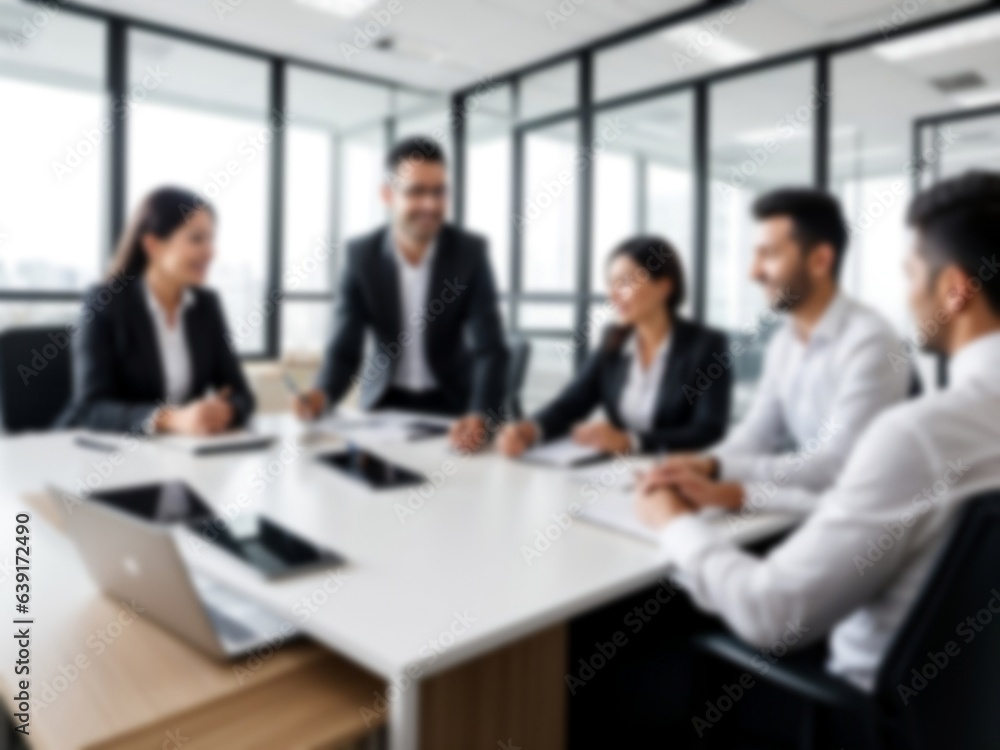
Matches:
[394,185,448,200]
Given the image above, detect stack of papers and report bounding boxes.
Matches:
[519,437,608,468]
[155,431,275,455]
[576,489,661,543]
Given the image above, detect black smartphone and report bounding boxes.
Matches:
[316,445,425,489]
[188,516,345,579]
[89,481,216,524]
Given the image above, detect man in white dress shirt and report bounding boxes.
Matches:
[643,188,910,514]
[638,170,1000,692]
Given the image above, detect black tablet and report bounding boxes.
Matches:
[316,446,425,489]
[188,516,345,579]
[88,481,215,524]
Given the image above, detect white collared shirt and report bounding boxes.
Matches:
[391,238,438,393]
[712,293,910,513]
[659,331,1000,691]
[143,282,194,406]
[618,333,671,435]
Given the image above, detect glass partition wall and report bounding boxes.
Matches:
[0,1,443,360]
[457,2,1000,407]
[4,0,999,377]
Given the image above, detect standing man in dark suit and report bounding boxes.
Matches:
[295,136,508,453]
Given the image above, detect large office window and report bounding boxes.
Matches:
[127,31,271,354]
[465,84,513,293]
[521,121,579,294]
[282,67,392,358]
[0,5,106,327]
[706,61,816,415]
[832,12,1000,390]
[590,93,694,309]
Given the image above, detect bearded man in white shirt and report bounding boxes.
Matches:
[643,188,911,515]
[638,170,1000,693]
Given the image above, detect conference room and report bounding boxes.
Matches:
[2,0,1000,748]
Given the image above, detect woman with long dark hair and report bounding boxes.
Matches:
[63,187,254,434]
[499,236,731,456]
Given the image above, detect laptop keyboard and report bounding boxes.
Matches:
[205,606,257,644]
[191,572,292,649]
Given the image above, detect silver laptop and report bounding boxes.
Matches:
[61,487,296,659]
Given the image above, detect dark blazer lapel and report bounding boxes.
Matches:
[376,228,403,339]
[128,282,166,401]
[655,319,693,419]
[604,339,631,421]
[182,294,208,399]
[427,225,455,304]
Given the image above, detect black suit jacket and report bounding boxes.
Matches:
[534,320,731,453]
[316,224,508,415]
[61,280,254,433]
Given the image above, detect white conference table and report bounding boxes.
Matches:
[0,413,798,750]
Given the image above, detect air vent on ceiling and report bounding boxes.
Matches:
[930,71,985,93]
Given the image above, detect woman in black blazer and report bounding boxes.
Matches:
[63,187,254,435]
[499,236,731,456]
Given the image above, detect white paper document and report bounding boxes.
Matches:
[519,437,608,469]
[318,409,452,443]
[154,431,275,455]
[577,489,661,543]
[578,489,800,546]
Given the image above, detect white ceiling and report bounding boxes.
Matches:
[65,0,701,91]
[58,0,985,95]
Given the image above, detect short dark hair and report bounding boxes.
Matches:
[907,170,1000,316]
[385,136,446,173]
[608,235,687,314]
[752,188,849,278]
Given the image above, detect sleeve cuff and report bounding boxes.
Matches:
[658,513,725,569]
[715,453,763,482]
[628,431,642,454]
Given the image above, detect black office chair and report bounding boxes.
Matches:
[505,334,531,420]
[693,490,1000,750]
[0,327,73,433]
[907,366,923,399]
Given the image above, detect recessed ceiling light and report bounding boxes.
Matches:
[952,88,1000,108]
[872,13,1000,62]
[661,23,759,66]
[295,0,380,18]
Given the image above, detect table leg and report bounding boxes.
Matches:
[387,674,421,750]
